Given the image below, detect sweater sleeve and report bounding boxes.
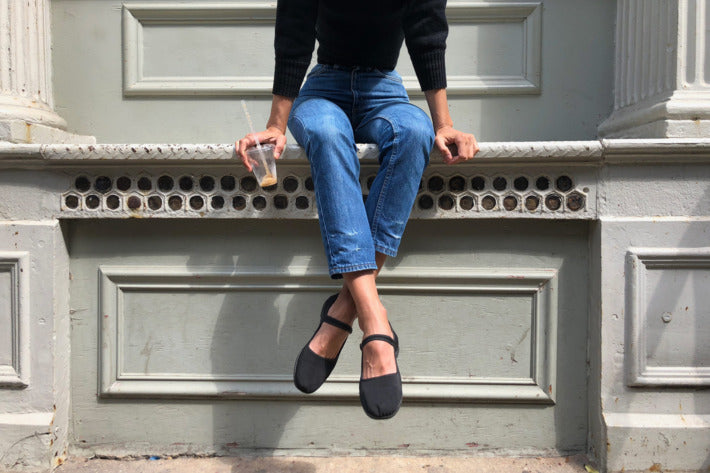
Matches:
[272,0,318,97]
[402,0,448,91]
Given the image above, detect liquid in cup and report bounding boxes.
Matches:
[246,144,278,187]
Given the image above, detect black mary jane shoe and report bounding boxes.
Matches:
[293,294,353,394]
[358,328,402,420]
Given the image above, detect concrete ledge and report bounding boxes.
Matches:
[604,413,710,473]
[0,413,54,471]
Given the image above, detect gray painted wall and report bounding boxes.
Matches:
[51,0,615,143]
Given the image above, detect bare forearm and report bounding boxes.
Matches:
[424,88,453,131]
[266,94,295,133]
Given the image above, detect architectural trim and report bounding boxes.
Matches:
[122,2,542,96]
[0,252,30,388]
[626,247,710,387]
[98,266,557,403]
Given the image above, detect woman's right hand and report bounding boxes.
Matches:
[236,126,287,172]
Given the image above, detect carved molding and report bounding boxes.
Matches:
[0,0,66,129]
[626,247,710,386]
[98,266,557,403]
[0,252,30,388]
[599,0,710,138]
[122,2,541,96]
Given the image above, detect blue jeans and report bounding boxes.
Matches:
[288,64,434,279]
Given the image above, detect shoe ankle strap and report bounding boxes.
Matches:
[321,313,353,334]
[360,333,397,350]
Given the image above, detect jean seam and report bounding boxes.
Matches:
[291,113,335,263]
[330,262,378,276]
[370,116,398,244]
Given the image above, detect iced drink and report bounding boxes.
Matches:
[246,144,278,188]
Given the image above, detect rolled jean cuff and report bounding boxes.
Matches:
[374,243,398,258]
[329,262,379,280]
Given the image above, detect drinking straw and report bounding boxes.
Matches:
[241,100,272,176]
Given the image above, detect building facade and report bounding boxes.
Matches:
[0,1,709,471]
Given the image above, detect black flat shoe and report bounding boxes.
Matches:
[293,294,353,394]
[358,328,402,420]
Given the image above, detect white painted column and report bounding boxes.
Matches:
[0,0,92,143]
[599,0,710,138]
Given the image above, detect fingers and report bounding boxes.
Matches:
[434,135,454,164]
[441,130,480,165]
[274,134,287,159]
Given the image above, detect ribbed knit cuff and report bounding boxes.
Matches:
[272,58,311,98]
[412,49,447,91]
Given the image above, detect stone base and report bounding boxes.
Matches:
[604,413,710,473]
[0,119,95,145]
[598,90,710,139]
[0,412,56,472]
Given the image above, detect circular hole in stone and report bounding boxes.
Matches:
[283,176,299,193]
[418,194,434,210]
[503,195,518,211]
[418,179,424,191]
[137,177,152,191]
[536,176,550,190]
[220,176,236,191]
[168,195,183,211]
[232,195,246,210]
[116,176,132,191]
[545,193,562,211]
[481,195,496,210]
[438,194,455,210]
[65,195,79,209]
[525,195,540,211]
[471,176,486,191]
[274,195,288,209]
[127,195,142,210]
[556,175,573,192]
[513,176,529,191]
[566,191,585,211]
[189,195,204,210]
[492,177,507,191]
[147,195,162,210]
[305,177,314,191]
[157,175,174,192]
[240,176,258,193]
[252,196,267,210]
[95,176,112,193]
[179,176,194,191]
[262,182,278,192]
[106,195,120,210]
[366,175,375,190]
[74,176,91,192]
[85,195,100,209]
[460,195,475,210]
[448,176,466,192]
[295,196,309,209]
[199,176,215,192]
[211,195,225,209]
[427,176,444,193]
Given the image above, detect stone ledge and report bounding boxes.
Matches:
[1,139,710,168]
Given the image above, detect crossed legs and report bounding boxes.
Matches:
[309,252,396,381]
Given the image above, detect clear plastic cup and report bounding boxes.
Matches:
[246,144,278,188]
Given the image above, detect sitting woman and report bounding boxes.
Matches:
[238,0,478,419]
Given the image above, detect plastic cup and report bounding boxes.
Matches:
[246,144,278,188]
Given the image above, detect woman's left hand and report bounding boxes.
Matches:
[434,126,479,165]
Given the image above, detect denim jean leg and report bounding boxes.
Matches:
[355,103,434,256]
[289,98,378,278]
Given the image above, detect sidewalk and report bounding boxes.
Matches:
[47,455,591,473]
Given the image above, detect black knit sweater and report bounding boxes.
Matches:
[273,0,448,98]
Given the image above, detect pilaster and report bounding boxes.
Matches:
[599,0,710,138]
[0,0,92,144]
